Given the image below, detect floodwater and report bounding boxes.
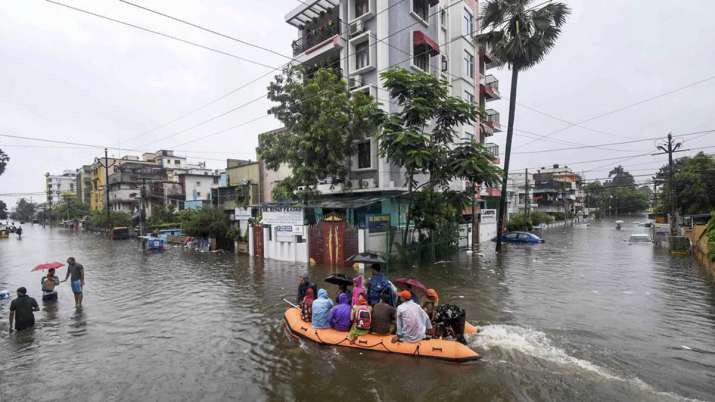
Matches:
[1,220,714,402]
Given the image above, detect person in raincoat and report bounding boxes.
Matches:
[311,289,333,329]
[366,264,394,306]
[327,293,352,332]
[351,275,366,306]
[297,275,318,304]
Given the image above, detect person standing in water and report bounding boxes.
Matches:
[41,268,60,302]
[62,257,84,307]
[9,287,39,332]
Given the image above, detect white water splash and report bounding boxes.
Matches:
[471,325,703,401]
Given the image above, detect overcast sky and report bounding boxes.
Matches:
[1,0,714,207]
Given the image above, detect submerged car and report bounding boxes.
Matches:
[629,234,651,243]
[495,231,544,244]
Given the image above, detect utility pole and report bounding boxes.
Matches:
[524,168,529,219]
[95,148,118,232]
[140,177,147,237]
[654,133,684,236]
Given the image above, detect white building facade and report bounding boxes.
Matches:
[45,170,77,205]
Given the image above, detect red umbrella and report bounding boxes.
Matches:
[32,262,65,272]
[393,277,427,293]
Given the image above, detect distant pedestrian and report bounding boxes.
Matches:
[9,287,39,332]
[62,257,84,307]
[41,268,60,302]
[16,225,22,239]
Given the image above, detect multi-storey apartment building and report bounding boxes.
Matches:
[285,0,501,196]
[45,170,77,206]
[532,164,584,216]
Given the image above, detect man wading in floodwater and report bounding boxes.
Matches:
[62,257,85,307]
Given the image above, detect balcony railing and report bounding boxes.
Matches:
[485,109,501,131]
[292,18,341,56]
[485,142,499,159]
[481,75,500,100]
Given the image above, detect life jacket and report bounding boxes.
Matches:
[354,305,371,330]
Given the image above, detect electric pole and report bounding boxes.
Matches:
[95,148,118,231]
[524,168,529,219]
[654,133,684,236]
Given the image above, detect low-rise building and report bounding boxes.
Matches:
[532,164,584,216]
[179,171,220,210]
[45,170,77,206]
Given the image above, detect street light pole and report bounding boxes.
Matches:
[654,133,683,236]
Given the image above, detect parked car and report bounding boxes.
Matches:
[111,226,131,240]
[629,234,651,243]
[494,231,544,244]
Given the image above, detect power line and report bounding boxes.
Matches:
[45,0,280,70]
[516,73,715,148]
[511,129,714,154]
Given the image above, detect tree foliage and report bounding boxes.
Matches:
[0,200,7,220]
[0,149,8,176]
[180,207,229,239]
[87,210,132,229]
[259,66,383,198]
[11,198,36,222]
[584,167,649,215]
[657,152,715,215]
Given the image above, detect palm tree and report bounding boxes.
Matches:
[477,0,570,251]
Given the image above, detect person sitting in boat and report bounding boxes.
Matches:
[392,290,432,344]
[404,284,419,304]
[327,293,352,332]
[297,274,317,305]
[422,288,439,321]
[351,275,365,306]
[348,293,371,343]
[300,288,315,322]
[366,264,394,306]
[41,268,60,302]
[311,289,333,329]
[335,283,350,305]
[433,304,467,344]
[370,292,396,336]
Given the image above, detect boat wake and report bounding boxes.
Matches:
[470,324,702,401]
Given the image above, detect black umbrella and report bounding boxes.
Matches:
[346,252,386,265]
[325,274,353,287]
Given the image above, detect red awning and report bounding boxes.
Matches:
[413,31,440,56]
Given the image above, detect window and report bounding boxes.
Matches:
[464,90,475,104]
[355,0,369,18]
[175,160,180,165]
[412,0,429,23]
[464,50,474,78]
[196,181,201,187]
[357,141,371,169]
[355,41,369,70]
[196,191,201,197]
[413,46,430,71]
[441,55,448,72]
[440,8,447,27]
[213,177,219,184]
[463,8,474,36]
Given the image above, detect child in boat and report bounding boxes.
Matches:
[300,288,315,322]
[349,293,371,342]
[327,293,352,331]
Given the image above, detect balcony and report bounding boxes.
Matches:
[480,75,500,101]
[291,18,342,56]
[287,1,344,65]
[480,43,500,70]
[485,109,501,132]
[485,142,500,164]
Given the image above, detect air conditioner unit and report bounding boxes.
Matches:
[361,178,375,188]
[349,75,363,88]
[349,20,364,37]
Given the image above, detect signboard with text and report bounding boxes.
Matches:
[367,214,390,233]
[262,207,303,226]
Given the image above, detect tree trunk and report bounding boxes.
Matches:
[496,67,520,252]
[471,181,478,249]
[402,173,414,246]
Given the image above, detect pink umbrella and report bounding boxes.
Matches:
[393,277,427,293]
[32,262,64,272]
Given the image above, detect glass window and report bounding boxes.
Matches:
[196,192,201,197]
[414,46,429,71]
[355,41,370,70]
[196,181,201,187]
[464,50,474,78]
[440,8,447,26]
[357,141,371,169]
[463,90,474,104]
[355,0,369,17]
[175,160,180,165]
[463,8,473,36]
[413,0,429,22]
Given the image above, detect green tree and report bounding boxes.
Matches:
[148,205,178,227]
[12,198,36,222]
[180,207,229,239]
[477,0,570,251]
[376,68,478,245]
[258,66,383,199]
[51,199,89,221]
[606,165,635,188]
[0,200,7,220]
[0,149,8,176]
[449,141,503,247]
[657,152,715,215]
[88,210,132,229]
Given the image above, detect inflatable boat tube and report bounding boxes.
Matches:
[284,307,481,363]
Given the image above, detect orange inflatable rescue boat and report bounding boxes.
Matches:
[284,307,481,362]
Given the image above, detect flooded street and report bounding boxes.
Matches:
[1,220,714,401]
